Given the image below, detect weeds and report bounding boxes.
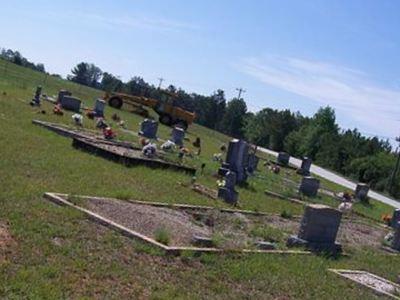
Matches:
[154,227,170,245]
[280,209,293,219]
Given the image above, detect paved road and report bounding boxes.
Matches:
[258,147,400,209]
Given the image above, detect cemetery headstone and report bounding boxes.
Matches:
[391,209,400,229]
[139,119,158,139]
[217,171,238,205]
[247,153,260,174]
[221,139,249,184]
[287,204,342,254]
[60,96,81,113]
[277,152,290,166]
[299,176,320,197]
[297,157,312,176]
[392,223,400,251]
[94,99,106,117]
[57,90,72,103]
[355,183,369,202]
[170,126,185,146]
[31,86,42,105]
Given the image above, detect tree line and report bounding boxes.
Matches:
[0,47,46,73]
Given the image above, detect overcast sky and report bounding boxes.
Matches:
[1,0,399,143]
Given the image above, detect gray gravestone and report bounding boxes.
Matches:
[297,157,312,176]
[299,176,320,197]
[224,139,249,183]
[33,86,42,104]
[170,127,185,146]
[392,223,400,251]
[298,204,342,243]
[247,153,259,174]
[94,99,106,117]
[60,96,81,112]
[391,209,400,229]
[217,171,238,205]
[355,183,369,202]
[139,119,158,139]
[277,152,290,166]
[224,171,236,189]
[57,90,72,103]
[287,204,342,254]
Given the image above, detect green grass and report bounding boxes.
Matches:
[0,59,399,299]
[154,227,171,245]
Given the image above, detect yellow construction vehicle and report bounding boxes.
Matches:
[104,90,195,130]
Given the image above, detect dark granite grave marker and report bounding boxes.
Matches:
[139,119,158,139]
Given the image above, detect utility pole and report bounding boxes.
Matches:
[388,136,400,195]
[157,77,164,89]
[236,87,246,99]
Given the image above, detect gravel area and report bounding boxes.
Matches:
[341,271,400,296]
[85,197,211,246]
[78,196,388,250]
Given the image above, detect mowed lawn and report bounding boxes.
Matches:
[0,60,399,299]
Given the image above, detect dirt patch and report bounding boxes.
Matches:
[337,221,388,250]
[263,216,388,251]
[0,222,15,262]
[85,197,211,246]
[75,196,389,251]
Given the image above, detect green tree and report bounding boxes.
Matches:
[101,72,123,92]
[244,108,303,151]
[220,98,247,138]
[68,62,90,85]
[68,62,102,87]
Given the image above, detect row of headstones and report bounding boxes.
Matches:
[277,151,312,175]
[217,139,260,205]
[299,176,369,200]
[47,89,107,117]
[58,90,106,117]
[289,204,400,254]
[139,119,185,145]
[278,151,370,201]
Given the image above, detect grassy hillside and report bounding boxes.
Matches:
[0,59,398,299]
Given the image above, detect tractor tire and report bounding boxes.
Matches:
[108,97,123,109]
[159,114,173,126]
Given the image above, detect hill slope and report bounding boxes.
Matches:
[0,60,398,299]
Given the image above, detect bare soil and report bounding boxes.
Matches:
[0,222,15,262]
[85,197,211,246]
[259,215,389,250]
[80,196,389,251]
